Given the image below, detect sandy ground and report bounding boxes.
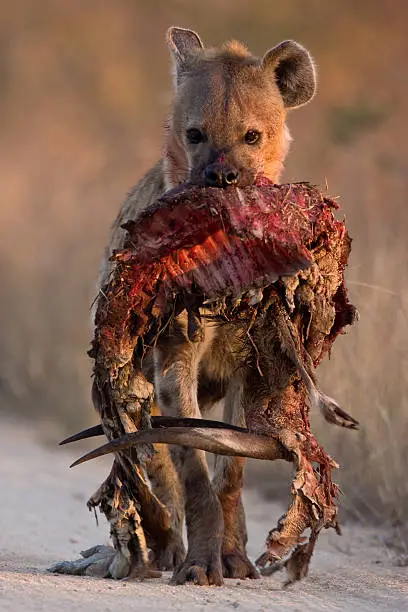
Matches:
[0,419,406,612]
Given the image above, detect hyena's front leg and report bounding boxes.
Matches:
[154,324,224,586]
[212,380,259,579]
[145,413,186,570]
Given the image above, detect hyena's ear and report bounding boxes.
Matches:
[166,27,204,85]
[262,40,316,108]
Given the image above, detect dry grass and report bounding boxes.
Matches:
[1,0,407,524]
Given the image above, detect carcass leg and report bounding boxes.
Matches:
[50,366,184,578]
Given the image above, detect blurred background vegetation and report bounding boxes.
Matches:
[1,0,407,527]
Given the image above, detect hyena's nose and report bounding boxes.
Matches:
[204,163,239,188]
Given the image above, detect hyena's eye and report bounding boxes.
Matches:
[186,128,205,144]
[244,130,261,145]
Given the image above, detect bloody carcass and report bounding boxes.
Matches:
[64,178,358,583]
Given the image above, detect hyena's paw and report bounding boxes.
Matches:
[222,550,260,579]
[154,532,186,571]
[170,556,224,586]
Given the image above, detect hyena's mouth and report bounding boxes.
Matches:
[188,166,258,189]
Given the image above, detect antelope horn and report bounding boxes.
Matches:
[152,416,248,432]
[60,425,104,445]
[59,416,249,446]
[70,427,286,468]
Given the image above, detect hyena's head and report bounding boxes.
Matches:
[163,27,316,190]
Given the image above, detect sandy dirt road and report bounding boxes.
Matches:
[0,419,406,611]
